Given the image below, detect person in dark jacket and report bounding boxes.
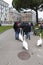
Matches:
[26,23,31,40]
[13,22,20,40]
[20,22,26,36]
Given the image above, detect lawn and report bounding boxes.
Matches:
[0,26,13,33]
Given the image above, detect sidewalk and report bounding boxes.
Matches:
[0,29,43,65]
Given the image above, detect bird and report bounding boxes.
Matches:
[23,34,28,50]
[19,28,23,42]
[37,33,42,46]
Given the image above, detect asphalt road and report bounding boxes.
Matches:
[0,29,43,65]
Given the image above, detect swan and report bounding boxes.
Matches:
[23,34,28,50]
[19,28,23,42]
[37,33,42,46]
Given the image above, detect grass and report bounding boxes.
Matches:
[0,26,13,33]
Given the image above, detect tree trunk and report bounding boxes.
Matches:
[36,7,38,25]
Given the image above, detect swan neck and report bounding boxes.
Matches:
[40,34,41,39]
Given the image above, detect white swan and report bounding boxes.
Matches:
[23,35,28,50]
[37,33,42,46]
[19,28,23,42]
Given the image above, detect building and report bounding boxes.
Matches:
[21,10,36,23]
[0,0,21,24]
[9,7,21,24]
[0,0,9,24]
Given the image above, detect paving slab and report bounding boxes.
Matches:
[0,29,43,65]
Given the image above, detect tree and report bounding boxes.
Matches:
[12,0,43,24]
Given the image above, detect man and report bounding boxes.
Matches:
[13,22,20,40]
[26,23,31,40]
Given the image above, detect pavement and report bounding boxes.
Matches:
[0,28,43,65]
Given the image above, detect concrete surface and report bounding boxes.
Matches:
[0,29,43,65]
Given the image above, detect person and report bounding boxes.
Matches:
[20,22,26,36]
[33,28,37,35]
[26,23,31,40]
[31,22,33,30]
[13,22,20,40]
[40,23,43,33]
[0,23,1,26]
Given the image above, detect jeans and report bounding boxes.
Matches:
[26,32,30,40]
[15,31,19,39]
